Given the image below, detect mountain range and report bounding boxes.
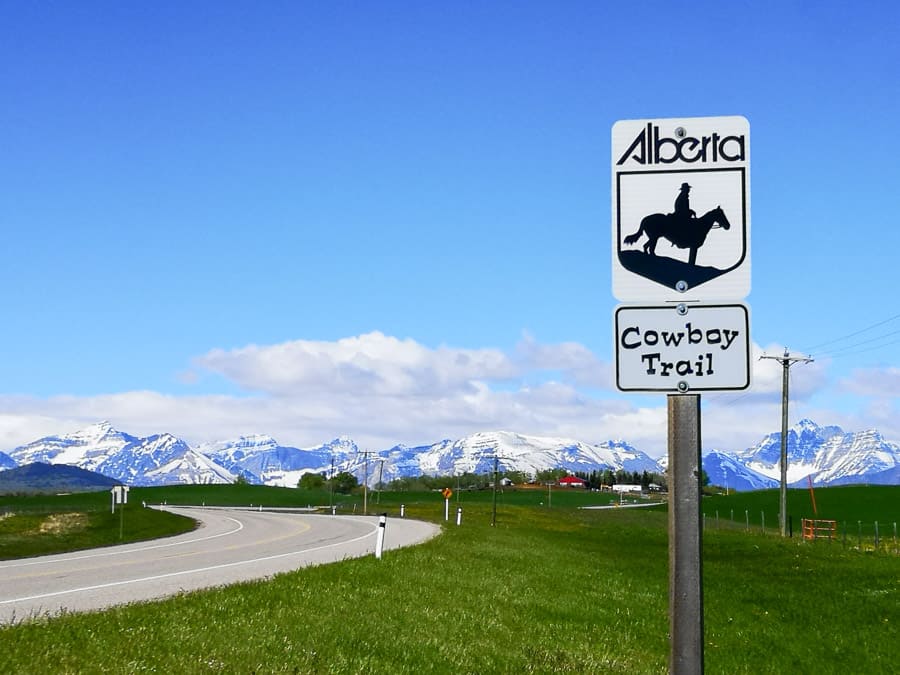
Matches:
[1,419,897,491]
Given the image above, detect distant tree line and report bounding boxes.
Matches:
[570,469,668,490]
[297,471,358,493]
[293,467,678,493]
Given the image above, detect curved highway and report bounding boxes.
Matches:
[0,507,439,624]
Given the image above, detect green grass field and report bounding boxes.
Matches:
[0,485,897,673]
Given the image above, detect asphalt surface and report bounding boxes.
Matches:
[0,507,439,624]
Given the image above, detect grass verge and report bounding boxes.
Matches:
[0,495,197,560]
[1,492,897,673]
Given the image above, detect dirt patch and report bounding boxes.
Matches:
[39,512,89,535]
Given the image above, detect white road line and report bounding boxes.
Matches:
[0,521,377,605]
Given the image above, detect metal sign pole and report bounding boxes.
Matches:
[668,393,704,674]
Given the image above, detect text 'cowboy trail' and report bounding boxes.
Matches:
[619,322,741,377]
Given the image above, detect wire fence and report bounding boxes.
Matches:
[702,509,900,555]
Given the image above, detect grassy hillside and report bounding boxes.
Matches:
[0,462,119,493]
[0,485,896,673]
[0,504,197,560]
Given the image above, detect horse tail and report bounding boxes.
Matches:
[623,224,643,246]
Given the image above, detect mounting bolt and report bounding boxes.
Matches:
[676,280,689,292]
[676,303,688,316]
[675,126,686,138]
[677,381,690,393]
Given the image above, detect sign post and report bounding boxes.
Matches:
[442,487,453,521]
[668,394,704,673]
[612,116,751,674]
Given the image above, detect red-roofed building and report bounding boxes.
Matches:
[558,475,586,488]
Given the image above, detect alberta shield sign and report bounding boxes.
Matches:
[612,116,750,302]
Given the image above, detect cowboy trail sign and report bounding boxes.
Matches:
[611,116,751,392]
[614,303,751,392]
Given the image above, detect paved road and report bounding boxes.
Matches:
[0,507,439,624]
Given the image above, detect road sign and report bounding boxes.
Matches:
[612,116,750,302]
[442,487,453,499]
[614,303,751,392]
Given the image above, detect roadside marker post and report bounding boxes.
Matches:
[375,514,387,560]
[442,487,453,521]
[110,486,129,539]
[456,507,462,526]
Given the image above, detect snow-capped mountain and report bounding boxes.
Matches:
[702,450,777,491]
[0,419,897,490]
[0,450,16,470]
[197,435,358,488]
[728,419,900,487]
[143,449,235,486]
[9,421,138,472]
[414,431,661,477]
[98,433,233,487]
[5,422,235,486]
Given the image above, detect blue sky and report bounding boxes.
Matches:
[1,1,898,457]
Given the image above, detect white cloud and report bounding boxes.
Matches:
[839,366,900,398]
[514,332,612,387]
[194,331,519,397]
[0,333,895,460]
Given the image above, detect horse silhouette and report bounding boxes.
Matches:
[623,205,731,266]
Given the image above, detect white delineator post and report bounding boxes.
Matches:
[375,514,387,559]
[456,507,462,526]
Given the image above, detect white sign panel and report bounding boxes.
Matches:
[614,304,751,392]
[612,116,750,302]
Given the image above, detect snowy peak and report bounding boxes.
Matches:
[200,435,359,485]
[738,419,843,468]
[195,434,281,458]
[145,449,235,485]
[9,422,138,470]
[5,423,232,487]
[415,431,661,477]
[708,420,899,489]
[703,450,777,491]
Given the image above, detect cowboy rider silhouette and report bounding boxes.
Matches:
[672,182,696,224]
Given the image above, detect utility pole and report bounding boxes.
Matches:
[356,450,377,515]
[760,349,814,537]
[376,459,384,505]
[492,455,499,527]
[487,454,513,527]
[329,455,334,512]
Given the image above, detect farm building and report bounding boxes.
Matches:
[558,475,586,488]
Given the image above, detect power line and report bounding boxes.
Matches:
[802,312,900,353]
[814,331,900,359]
